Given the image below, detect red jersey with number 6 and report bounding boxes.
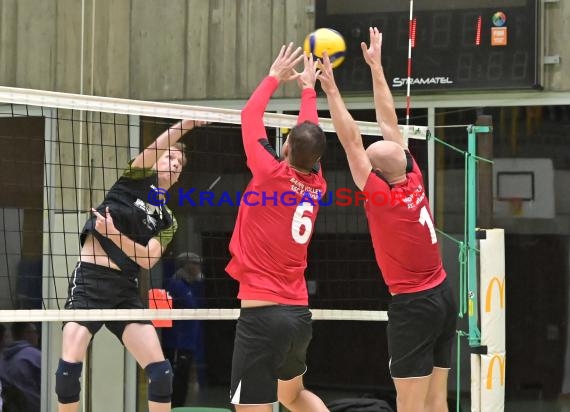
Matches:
[226,76,326,305]
[363,152,446,295]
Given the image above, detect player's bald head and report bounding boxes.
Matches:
[366,140,407,180]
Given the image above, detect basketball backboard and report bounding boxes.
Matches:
[493,158,554,219]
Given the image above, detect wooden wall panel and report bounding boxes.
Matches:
[54,111,84,211]
[235,1,250,96]
[92,0,131,97]
[207,0,237,98]
[85,113,131,210]
[55,0,82,93]
[246,0,273,94]
[15,0,56,90]
[0,0,17,86]
[270,0,287,98]
[283,0,314,98]
[130,0,187,100]
[185,0,210,98]
[0,0,319,99]
[4,0,570,96]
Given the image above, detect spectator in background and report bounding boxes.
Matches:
[0,322,41,412]
[162,252,206,407]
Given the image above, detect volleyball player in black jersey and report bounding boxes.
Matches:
[56,119,205,412]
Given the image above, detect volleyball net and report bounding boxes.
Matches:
[0,86,429,323]
[0,85,507,411]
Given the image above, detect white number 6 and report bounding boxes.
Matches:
[419,205,437,244]
[292,202,313,244]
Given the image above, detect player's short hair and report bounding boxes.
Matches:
[287,121,326,171]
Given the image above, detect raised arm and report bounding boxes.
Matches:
[241,43,303,172]
[240,76,279,162]
[318,53,372,190]
[296,53,319,125]
[361,27,406,148]
[131,119,203,169]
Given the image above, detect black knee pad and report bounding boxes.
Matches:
[145,359,173,403]
[55,359,83,404]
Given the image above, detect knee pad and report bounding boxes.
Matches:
[55,359,83,404]
[145,359,173,403]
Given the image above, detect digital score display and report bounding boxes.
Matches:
[316,0,539,93]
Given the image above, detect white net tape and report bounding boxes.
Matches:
[0,86,428,139]
[0,308,388,322]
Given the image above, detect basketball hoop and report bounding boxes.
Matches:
[507,198,524,217]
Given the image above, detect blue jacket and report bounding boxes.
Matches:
[162,276,205,352]
[0,341,41,412]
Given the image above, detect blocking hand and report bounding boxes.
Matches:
[316,52,338,95]
[361,27,383,68]
[269,42,304,82]
[294,53,320,90]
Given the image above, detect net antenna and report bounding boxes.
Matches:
[405,0,416,130]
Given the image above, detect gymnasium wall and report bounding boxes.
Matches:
[0,1,569,98]
[0,0,313,99]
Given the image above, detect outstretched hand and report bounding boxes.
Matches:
[294,53,320,90]
[92,207,119,237]
[361,27,383,68]
[316,52,338,95]
[269,43,304,82]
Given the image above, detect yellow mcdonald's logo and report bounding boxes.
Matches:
[486,354,506,390]
[485,276,505,312]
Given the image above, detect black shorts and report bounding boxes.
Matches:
[230,305,312,405]
[387,279,457,378]
[64,261,151,342]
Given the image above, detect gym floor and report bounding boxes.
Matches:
[184,383,570,411]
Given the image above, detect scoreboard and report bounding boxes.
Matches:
[316,0,539,93]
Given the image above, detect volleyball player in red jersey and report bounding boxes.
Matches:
[226,44,328,412]
[318,28,456,412]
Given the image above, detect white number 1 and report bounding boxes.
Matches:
[419,205,437,244]
[292,202,313,245]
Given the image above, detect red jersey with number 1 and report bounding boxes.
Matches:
[363,151,446,295]
[226,76,326,305]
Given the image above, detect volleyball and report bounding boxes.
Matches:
[303,28,346,69]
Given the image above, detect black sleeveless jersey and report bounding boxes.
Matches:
[81,164,177,275]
